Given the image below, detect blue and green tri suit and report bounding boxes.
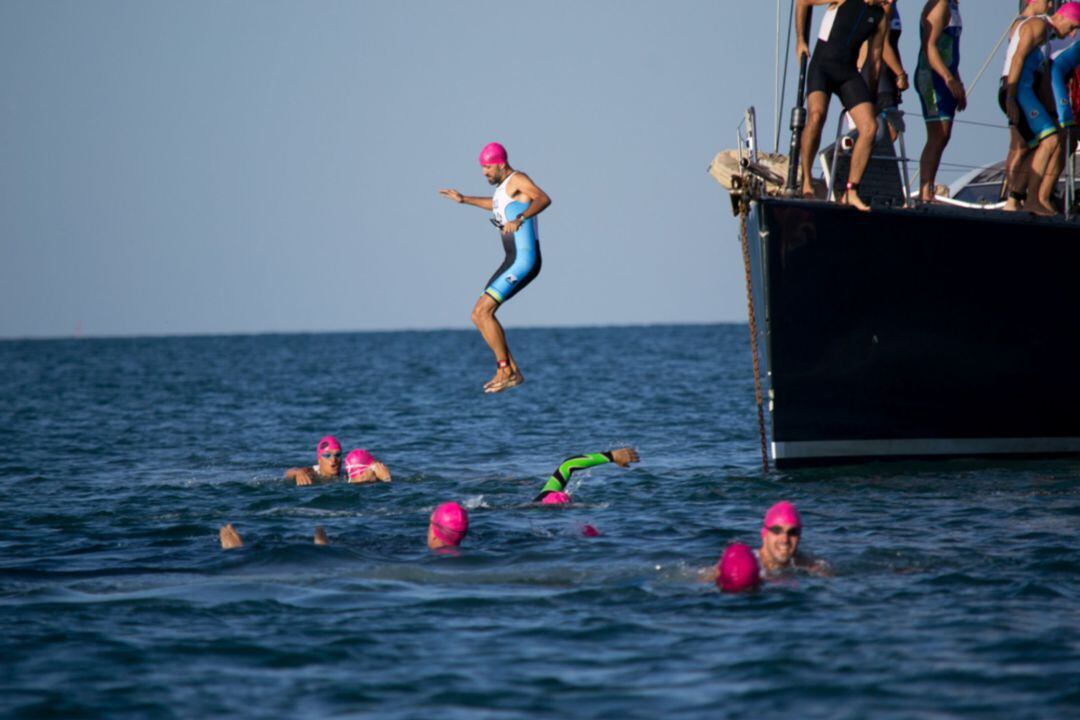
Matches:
[534,452,614,502]
[1051,36,1080,128]
[915,0,962,123]
[485,172,541,306]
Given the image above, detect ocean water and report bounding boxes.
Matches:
[1,325,1077,719]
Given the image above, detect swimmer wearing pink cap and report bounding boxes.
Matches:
[717,543,761,593]
[757,501,830,576]
[284,436,392,486]
[533,447,641,503]
[344,448,392,484]
[438,143,552,394]
[428,501,469,550]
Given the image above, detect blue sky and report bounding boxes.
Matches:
[1,0,1029,338]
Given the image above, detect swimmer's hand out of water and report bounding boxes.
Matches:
[439,188,464,203]
[347,461,392,483]
[611,447,640,468]
[220,523,244,550]
[291,468,317,486]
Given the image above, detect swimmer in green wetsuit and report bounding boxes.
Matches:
[533,447,640,503]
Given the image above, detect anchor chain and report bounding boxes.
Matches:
[738,196,770,474]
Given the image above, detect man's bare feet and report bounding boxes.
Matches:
[220,523,244,550]
[313,527,329,545]
[1027,202,1057,217]
[611,447,641,467]
[484,368,524,393]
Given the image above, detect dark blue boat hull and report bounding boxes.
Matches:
[747,198,1080,466]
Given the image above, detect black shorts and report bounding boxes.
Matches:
[807,53,873,111]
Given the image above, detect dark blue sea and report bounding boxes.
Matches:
[1,325,1077,719]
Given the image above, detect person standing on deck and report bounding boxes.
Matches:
[439,143,551,394]
[1003,3,1080,215]
[859,0,908,142]
[796,0,893,211]
[915,0,966,203]
[999,0,1053,211]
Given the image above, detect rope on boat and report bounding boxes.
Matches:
[737,196,771,474]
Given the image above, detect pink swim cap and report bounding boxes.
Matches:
[761,500,802,540]
[430,502,469,547]
[581,524,600,537]
[478,142,508,166]
[344,449,375,479]
[1056,2,1080,25]
[716,543,761,593]
[541,491,571,505]
[316,435,341,460]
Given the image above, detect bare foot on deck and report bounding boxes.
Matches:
[313,527,329,545]
[220,523,244,550]
[1027,202,1057,217]
[842,189,870,212]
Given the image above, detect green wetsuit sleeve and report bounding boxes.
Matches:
[534,452,614,501]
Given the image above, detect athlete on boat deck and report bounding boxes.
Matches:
[1003,3,1080,215]
[859,0,908,142]
[915,0,966,203]
[532,447,640,504]
[998,0,1053,212]
[439,143,551,394]
[796,0,893,211]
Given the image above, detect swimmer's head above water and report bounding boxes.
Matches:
[541,491,571,505]
[316,435,343,476]
[716,543,761,593]
[344,448,375,480]
[760,500,802,568]
[428,501,469,550]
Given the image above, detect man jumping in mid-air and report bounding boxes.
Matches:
[439,143,551,393]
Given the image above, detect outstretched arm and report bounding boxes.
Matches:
[438,188,494,211]
[533,447,640,501]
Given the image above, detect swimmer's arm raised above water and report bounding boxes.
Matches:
[438,188,493,211]
[533,447,640,501]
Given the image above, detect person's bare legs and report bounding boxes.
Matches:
[843,102,878,212]
[1026,133,1061,216]
[919,120,953,202]
[471,294,522,391]
[800,92,830,198]
[220,523,243,549]
[1004,127,1031,211]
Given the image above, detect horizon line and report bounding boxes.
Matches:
[0,319,746,343]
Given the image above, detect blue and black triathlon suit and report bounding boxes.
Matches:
[484,172,541,306]
[807,0,888,110]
